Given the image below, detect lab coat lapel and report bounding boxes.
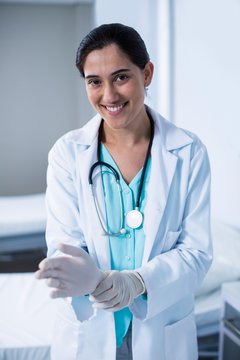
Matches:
[142,125,178,263]
[142,108,193,263]
[77,117,111,270]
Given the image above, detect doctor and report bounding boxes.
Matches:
[36,23,212,360]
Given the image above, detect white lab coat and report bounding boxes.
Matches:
[45,106,212,360]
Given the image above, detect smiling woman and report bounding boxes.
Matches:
[83,44,153,135]
[35,23,212,360]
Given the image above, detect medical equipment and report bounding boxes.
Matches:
[88,117,154,236]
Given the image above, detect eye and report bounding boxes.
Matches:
[87,78,101,87]
[114,73,129,82]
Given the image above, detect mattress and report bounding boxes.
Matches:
[0,273,56,360]
[195,289,221,337]
[0,194,46,237]
[0,194,46,256]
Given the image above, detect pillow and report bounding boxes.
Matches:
[195,218,240,297]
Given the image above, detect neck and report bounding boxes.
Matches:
[101,115,151,148]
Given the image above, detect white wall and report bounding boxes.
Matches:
[0,3,93,196]
[174,0,240,227]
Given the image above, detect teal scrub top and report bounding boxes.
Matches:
[100,144,151,347]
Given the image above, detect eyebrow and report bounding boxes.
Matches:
[84,68,131,79]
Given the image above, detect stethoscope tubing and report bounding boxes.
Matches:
[90,177,125,236]
[88,113,154,236]
[88,160,120,185]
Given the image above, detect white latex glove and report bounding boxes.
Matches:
[90,270,145,311]
[35,243,105,298]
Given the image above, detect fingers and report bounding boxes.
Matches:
[92,295,121,311]
[90,270,130,311]
[38,257,62,272]
[46,277,64,288]
[38,258,51,271]
[91,286,115,302]
[50,289,68,299]
[91,275,121,305]
[35,257,71,282]
[36,269,66,293]
[35,251,74,280]
[35,244,91,281]
[35,268,63,280]
[91,275,112,297]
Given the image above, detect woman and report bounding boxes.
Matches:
[36,23,212,360]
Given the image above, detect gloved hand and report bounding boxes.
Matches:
[90,270,145,311]
[35,243,105,298]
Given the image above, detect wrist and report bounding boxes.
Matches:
[122,270,146,296]
[134,271,146,294]
[90,270,108,294]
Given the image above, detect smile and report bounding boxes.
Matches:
[105,102,127,113]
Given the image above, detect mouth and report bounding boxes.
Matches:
[102,102,128,115]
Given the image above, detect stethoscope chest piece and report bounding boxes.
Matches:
[126,209,143,229]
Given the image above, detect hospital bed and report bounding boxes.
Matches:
[0,194,47,272]
[0,194,239,359]
[195,220,240,358]
[0,194,52,359]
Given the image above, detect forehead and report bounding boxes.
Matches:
[83,44,136,77]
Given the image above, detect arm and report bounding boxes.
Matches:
[45,138,86,256]
[38,138,104,307]
[131,140,212,320]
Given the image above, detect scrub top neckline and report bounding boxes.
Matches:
[100,143,144,189]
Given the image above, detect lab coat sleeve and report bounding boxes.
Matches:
[45,138,96,321]
[130,140,212,321]
[45,138,86,257]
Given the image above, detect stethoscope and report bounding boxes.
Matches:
[88,116,154,237]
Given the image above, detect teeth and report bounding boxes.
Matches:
[106,103,124,112]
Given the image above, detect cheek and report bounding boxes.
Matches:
[116,88,134,104]
[129,83,145,103]
[128,79,145,96]
[86,89,98,107]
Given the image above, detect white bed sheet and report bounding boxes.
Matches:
[0,194,46,237]
[195,289,221,337]
[0,273,56,360]
[0,272,232,359]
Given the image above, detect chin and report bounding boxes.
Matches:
[105,117,131,129]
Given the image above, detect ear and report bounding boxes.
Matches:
[143,61,154,87]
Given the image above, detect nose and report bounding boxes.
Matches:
[102,82,119,104]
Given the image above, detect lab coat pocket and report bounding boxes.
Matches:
[51,298,115,360]
[162,229,182,253]
[164,310,198,360]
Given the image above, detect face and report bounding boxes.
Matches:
[83,44,153,131]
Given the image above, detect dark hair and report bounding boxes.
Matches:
[76,23,150,77]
